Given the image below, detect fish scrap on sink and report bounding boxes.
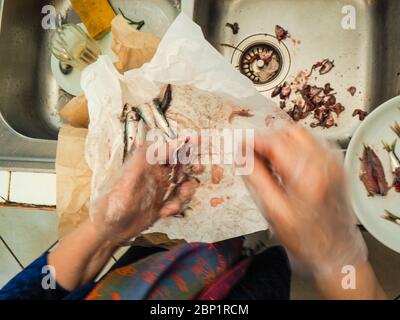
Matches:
[275,25,289,42]
[274,25,300,45]
[271,61,346,128]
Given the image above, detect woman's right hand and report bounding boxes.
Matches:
[243,126,367,278]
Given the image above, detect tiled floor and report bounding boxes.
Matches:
[0,208,59,288]
[0,170,57,289]
[0,208,59,268]
[0,171,56,206]
[0,209,399,299]
[0,238,22,287]
[9,172,56,206]
[0,207,129,289]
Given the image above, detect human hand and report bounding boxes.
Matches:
[89,144,198,245]
[243,126,367,277]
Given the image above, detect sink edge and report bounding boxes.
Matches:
[0,115,57,172]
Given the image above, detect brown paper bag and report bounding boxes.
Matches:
[111,15,160,72]
[56,125,92,238]
[59,96,89,128]
[56,126,180,248]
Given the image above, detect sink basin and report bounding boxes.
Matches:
[193,0,400,144]
[0,1,77,141]
[0,0,180,171]
[1,0,399,170]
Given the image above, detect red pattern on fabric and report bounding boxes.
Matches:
[86,283,103,300]
[197,257,253,300]
[111,292,121,300]
[116,265,136,276]
[86,239,249,300]
[142,271,158,283]
[171,274,189,292]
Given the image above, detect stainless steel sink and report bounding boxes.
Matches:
[0,0,68,171]
[1,0,400,171]
[0,0,180,171]
[192,0,400,145]
[0,0,77,142]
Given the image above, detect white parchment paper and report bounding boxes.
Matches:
[82,13,288,242]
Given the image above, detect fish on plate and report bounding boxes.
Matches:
[359,144,389,196]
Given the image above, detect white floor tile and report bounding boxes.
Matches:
[9,172,56,206]
[0,208,59,267]
[0,171,10,203]
[0,240,22,289]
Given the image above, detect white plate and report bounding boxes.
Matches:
[345,96,400,253]
[51,23,117,96]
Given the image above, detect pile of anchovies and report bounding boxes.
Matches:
[121,84,173,161]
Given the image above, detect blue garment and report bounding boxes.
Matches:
[0,246,290,300]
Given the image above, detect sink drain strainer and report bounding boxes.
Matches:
[231,34,291,92]
[239,43,282,84]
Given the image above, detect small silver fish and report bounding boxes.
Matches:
[150,100,176,139]
[123,110,139,161]
[135,103,157,130]
[135,119,146,147]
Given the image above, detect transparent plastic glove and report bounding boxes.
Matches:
[89,145,198,245]
[243,126,367,278]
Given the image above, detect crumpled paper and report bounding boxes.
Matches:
[82,13,289,242]
[56,125,92,238]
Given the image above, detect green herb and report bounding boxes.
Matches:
[382,210,400,226]
[118,8,145,30]
[391,121,400,138]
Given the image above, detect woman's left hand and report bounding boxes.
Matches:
[90,145,198,245]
